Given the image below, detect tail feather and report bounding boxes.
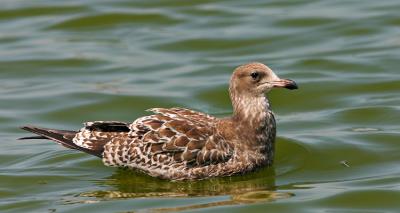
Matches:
[20,126,102,158]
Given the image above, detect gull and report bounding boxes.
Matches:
[20,62,298,180]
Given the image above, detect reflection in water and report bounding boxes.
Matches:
[152,191,294,213]
[76,167,294,211]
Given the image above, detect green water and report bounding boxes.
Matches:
[1,0,400,212]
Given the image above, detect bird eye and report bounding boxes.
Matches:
[250,72,259,80]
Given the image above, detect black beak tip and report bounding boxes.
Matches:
[285,79,298,90]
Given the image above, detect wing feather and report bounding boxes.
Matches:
[101,108,233,177]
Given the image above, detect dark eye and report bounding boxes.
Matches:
[250,72,259,80]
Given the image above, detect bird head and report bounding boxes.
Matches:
[230,62,298,98]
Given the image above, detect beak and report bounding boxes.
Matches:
[272,79,298,90]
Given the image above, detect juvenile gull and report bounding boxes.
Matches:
[20,62,297,180]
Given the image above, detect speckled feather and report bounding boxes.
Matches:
[20,62,297,180]
[100,107,235,180]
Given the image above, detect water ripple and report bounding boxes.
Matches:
[1,0,400,212]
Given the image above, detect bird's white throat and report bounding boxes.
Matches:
[232,95,271,129]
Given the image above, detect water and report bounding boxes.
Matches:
[1,0,400,212]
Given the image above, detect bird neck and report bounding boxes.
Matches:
[230,93,271,129]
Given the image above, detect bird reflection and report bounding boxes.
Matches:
[76,166,294,212]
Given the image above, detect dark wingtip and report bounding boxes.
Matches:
[19,126,46,140]
[21,125,35,131]
[18,125,102,158]
[18,136,48,140]
[20,126,28,130]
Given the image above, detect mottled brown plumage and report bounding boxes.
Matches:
[20,62,297,180]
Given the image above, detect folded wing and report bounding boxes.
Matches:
[102,108,234,178]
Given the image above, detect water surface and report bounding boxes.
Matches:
[1,0,400,212]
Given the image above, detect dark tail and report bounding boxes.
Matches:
[19,126,102,158]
